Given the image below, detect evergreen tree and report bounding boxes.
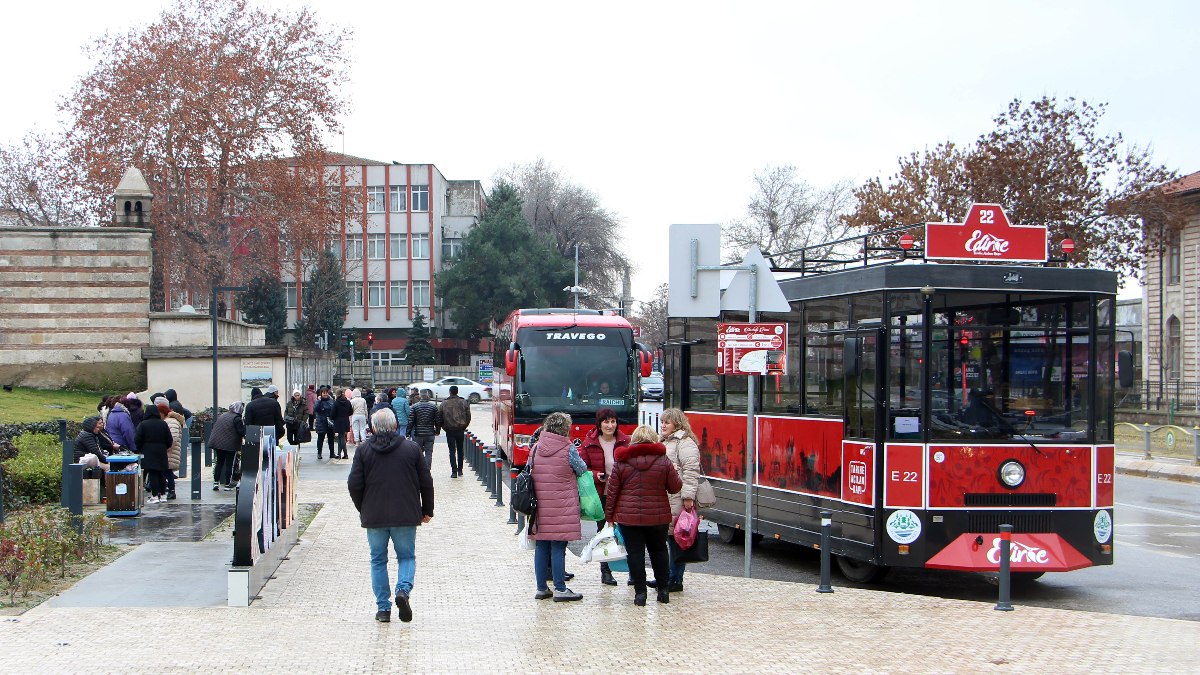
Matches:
[240,275,288,345]
[300,249,348,348]
[436,181,573,333]
[405,309,437,365]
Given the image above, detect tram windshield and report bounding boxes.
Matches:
[886,294,1113,443]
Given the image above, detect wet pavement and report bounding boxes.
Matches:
[102,503,236,546]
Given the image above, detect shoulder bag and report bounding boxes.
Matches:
[511,447,537,519]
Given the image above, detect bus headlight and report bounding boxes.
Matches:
[514,434,532,446]
[998,460,1025,488]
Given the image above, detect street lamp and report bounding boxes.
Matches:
[212,285,248,422]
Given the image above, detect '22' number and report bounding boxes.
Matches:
[979,209,995,224]
[1098,473,1113,484]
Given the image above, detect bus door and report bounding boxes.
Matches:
[843,327,883,441]
[840,326,885,560]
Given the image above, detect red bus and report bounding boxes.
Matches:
[493,308,652,467]
[664,206,1123,583]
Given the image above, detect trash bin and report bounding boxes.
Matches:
[106,455,143,516]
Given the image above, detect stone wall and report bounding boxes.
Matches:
[0,227,152,390]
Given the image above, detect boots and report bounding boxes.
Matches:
[656,588,670,604]
[600,567,617,586]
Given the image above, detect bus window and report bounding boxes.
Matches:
[889,326,923,439]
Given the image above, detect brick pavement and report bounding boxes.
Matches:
[1,425,1198,672]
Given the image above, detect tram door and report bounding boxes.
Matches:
[843,328,883,441]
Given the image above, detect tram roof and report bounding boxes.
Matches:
[776,262,1117,302]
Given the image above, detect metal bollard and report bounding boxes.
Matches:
[1194,427,1200,466]
[1143,423,1153,459]
[484,449,495,493]
[468,433,478,471]
[63,463,84,534]
[203,420,214,466]
[995,525,1014,611]
[494,455,505,506]
[507,468,519,524]
[478,441,489,484]
[190,437,203,500]
[60,439,75,508]
[179,428,190,478]
[817,510,834,593]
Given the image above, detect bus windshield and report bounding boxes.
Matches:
[514,326,637,418]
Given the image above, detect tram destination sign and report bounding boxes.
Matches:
[717,322,787,375]
[925,203,1048,263]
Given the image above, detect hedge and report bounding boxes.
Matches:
[2,434,62,511]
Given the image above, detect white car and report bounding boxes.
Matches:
[405,377,491,403]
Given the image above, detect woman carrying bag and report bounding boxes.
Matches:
[579,407,630,586]
[530,412,588,603]
[661,408,702,593]
[605,425,682,606]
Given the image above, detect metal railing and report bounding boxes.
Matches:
[333,361,480,388]
[1118,380,1200,412]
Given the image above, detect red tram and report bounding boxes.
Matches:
[663,205,1123,581]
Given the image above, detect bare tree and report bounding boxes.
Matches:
[632,283,669,349]
[497,159,626,307]
[723,165,858,267]
[0,133,90,227]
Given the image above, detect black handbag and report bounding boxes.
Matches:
[669,532,710,564]
[298,421,312,444]
[511,448,537,517]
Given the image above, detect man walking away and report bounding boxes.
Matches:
[409,389,442,470]
[348,409,434,623]
[244,384,286,444]
[440,385,471,478]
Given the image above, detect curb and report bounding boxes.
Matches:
[1115,456,1200,485]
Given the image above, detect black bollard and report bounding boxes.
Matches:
[63,463,84,534]
[59,419,71,507]
[203,420,214,467]
[817,510,834,593]
[190,437,203,500]
[484,450,495,494]
[995,525,1014,611]
[466,432,476,471]
[179,428,189,478]
[507,468,519,524]
[493,455,505,506]
[478,442,489,484]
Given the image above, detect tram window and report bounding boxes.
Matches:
[806,298,849,332]
[852,293,884,326]
[1095,327,1115,442]
[888,292,924,325]
[805,332,844,417]
[687,342,720,410]
[889,327,923,438]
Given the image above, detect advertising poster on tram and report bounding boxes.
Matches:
[716,322,787,375]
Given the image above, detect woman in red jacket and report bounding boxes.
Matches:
[579,407,630,586]
[604,425,682,606]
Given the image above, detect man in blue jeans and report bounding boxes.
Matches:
[348,409,435,623]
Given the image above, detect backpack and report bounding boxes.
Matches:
[511,448,537,520]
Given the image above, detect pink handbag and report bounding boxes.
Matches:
[673,505,700,549]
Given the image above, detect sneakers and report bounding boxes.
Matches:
[451,471,458,479]
[145,496,160,504]
[212,483,220,492]
[375,610,390,623]
[534,589,552,600]
[552,587,582,602]
[222,484,236,492]
[166,490,177,500]
[395,591,412,623]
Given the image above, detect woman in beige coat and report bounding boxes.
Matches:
[661,408,701,593]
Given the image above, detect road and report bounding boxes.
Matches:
[695,474,1200,621]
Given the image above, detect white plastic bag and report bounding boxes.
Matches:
[518,525,536,551]
[581,524,627,564]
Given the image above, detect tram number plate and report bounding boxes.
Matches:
[885,444,924,508]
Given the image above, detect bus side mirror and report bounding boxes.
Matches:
[1118,350,1134,388]
[844,338,861,378]
[639,349,652,377]
[505,345,518,377]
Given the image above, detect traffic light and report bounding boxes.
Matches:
[347,333,355,350]
[367,332,374,348]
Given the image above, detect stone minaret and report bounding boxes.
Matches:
[112,166,153,228]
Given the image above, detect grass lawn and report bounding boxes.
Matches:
[0,387,107,425]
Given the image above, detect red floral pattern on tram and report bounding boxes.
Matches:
[927,444,1091,507]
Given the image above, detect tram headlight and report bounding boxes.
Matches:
[998,460,1025,488]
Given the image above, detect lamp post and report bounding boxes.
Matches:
[212,285,248,423]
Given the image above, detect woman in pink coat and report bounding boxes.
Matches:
[530,412,588,602]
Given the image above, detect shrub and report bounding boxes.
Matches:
[2,434,62,509]
[0,506,111,603]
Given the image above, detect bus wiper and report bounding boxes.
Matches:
[1017,414,1045,456]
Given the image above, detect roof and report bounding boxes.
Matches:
[1161,170,1200,196]
[283,152,392,167]
[114,167,152,196]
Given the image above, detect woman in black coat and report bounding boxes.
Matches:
[135,405,174,504]
[331,388,353,460]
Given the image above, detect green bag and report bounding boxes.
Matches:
[578,471,604,521]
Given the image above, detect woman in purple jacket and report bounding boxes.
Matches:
[106,399,138,453]
[530,412,587,603]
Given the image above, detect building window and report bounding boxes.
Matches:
[284,282,297,309]
[390,280,408,307]
[1167,229,1181,285]
[367,233,387,260]
[390,233,407,259]
[345,236,363,261]
[411,233,430,259]
[330,241,341,260]
[443,237,463,260]
[413,280,430,308]
[411,185,429,212]
[390,185,406,212]
[1167,315,1182,380]
[366,186,385,213]
[368,281,386,307]
[347,282,364,308]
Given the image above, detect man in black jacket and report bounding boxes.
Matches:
[439,386,471,478]
[348,409,434,624]
[244,384,286,444]
[409,389,442,470]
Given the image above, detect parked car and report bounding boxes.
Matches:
[640,375,664,401]
[405,377,491,403]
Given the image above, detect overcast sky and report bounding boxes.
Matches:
[3,0,1196,301]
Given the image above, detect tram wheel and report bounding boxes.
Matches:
[835,556,890,584]
[717,524,744,545]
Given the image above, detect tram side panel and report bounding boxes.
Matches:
[691,412,879,562]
